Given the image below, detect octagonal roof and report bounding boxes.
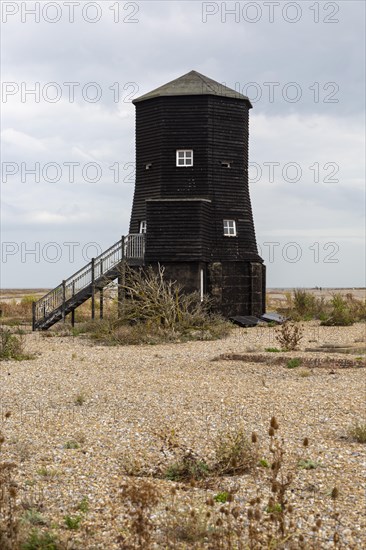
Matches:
[133,70,252,106]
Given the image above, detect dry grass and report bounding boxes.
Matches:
[0,328,34,361]
[0,296,35,324]
[268,289,366,325]
[117,479,160,549]
[0,290,365,548]
[348,422,366,444]
[212,426,258,476]
[0,415,351,549]
[0,431,18,549]
[115,417,344,549]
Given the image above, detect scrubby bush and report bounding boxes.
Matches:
[21,528,60,550]
[320,293,360,326]
[345,293,366,321]
[118,417,343,549]
[278,289,365,324]
[0,328,33,361]
[212,427,257,476]
[0,296,36,323]
[348,422,366,443]
[275,322,303,351]
[120,264,219,330]
[279,288,327,320]
[75,265,231,345]
[164,457,210,482]
[118,479,160,549]
[293,289,318,319]
[0,432,19,550]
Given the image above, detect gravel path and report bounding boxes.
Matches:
[1,322,365,548]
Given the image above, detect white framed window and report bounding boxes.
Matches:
[221,161,231,168]
[139,220,147,234]
[223,220,237,237]
[176,149,193,167]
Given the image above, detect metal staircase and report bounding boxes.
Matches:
[32,234,145,331]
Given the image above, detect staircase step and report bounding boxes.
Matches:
[33,235,145,330]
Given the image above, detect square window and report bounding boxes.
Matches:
[223,220,237,237]
[176,149,193,167]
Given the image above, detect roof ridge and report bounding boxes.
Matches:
[194,71,220,95]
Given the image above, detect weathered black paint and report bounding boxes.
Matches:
[129,71,265,316]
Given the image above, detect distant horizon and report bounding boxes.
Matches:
[1,286,365,292]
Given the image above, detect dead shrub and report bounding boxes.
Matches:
[119,264,209,330]
[117,478,160,549]
[0,432,19,550]
[275,322,303,351]
[212,426,257,476]
[75,264,231,345]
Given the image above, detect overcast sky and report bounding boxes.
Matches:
[1,0,365,288]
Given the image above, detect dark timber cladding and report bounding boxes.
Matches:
[129,70,266,316]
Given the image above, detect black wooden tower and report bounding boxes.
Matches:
[32,70,265,330]
[129,70,265,317]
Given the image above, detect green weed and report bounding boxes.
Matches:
[63,515,81,530]
[286,358,302,369]
[21,529,59,550]
[213,491,230,503]
[298,459,320,470]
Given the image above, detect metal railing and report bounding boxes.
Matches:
[125,233,145,259]
[33,234,145,326]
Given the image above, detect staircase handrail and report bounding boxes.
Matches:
[33,234,145,326]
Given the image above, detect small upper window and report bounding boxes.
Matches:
[221,161,231,168]
[139,221,147,234]
[145,163,152,170]
[223,220,237,237]
[176,149,193,167]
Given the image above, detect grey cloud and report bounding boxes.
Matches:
[1,0,365,288]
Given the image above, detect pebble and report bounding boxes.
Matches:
[0,322,365,548]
